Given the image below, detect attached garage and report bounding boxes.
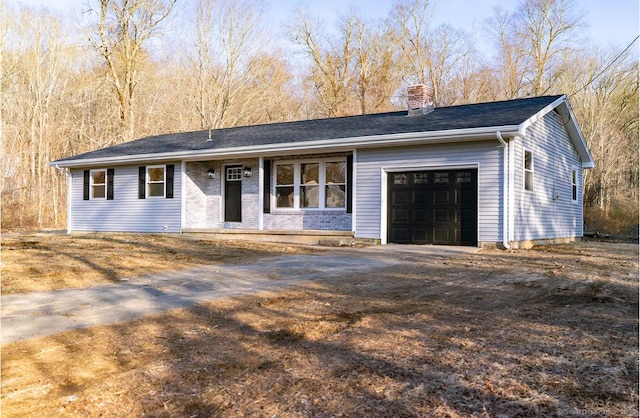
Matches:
[387,169,478,246]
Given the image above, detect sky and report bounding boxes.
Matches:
[9,0,640,50]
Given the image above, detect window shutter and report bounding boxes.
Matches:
[138,166,146,199]
[83,170,90,200]
[263,160,271,213]
[166,164,174,199]
[106,168,114,200]
[346,155,353,213]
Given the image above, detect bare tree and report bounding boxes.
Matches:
[350,12,401,114]
[89,0,176,141]
[176,0,270,130]
[567,48,639,217]
[486,6,529,99]
[1,5,76,227]
[390,0,433,90]
[392,0,474,106]
[488,0,584,97]
[288,10,354,117]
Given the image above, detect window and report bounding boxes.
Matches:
[434,172,449,184]
[276,164,294,208]
[138,165,173,199]
[301,163,319,208]
[274,159,346,210]
[524,151,534,191]
[325,161,346,208]
[572,169,578,202]
[84,168,113,200]
[413,172,428,184]
[147,165,165,197]
[456,171,472,183]
[90,169,106,199]
[227,167,242,181]
[393,173,407,185]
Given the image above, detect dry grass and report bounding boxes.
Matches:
[1,232,313,294]
[1,233,638,417]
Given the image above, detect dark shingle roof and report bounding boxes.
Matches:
[54,95,562,163]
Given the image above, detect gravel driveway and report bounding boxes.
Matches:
[1,245,476,343]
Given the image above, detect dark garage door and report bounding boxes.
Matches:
[388,169,477,245]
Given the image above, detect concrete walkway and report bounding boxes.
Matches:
[1,245,477,344]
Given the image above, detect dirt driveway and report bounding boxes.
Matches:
[1,233,638,417]
[2,251,399,343]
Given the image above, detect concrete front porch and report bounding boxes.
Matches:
[181,228,366,246]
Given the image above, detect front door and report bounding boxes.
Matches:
[224,166,242,222]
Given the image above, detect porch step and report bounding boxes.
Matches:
[181,228,355,246]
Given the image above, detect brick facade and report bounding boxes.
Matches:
[185,155,352,231]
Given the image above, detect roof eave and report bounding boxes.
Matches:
[50,125,522,168]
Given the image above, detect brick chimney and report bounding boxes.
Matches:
[407,84,434,116]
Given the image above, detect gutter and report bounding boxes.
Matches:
[49,125,523,169]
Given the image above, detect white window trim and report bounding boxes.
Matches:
[524,149,534,192]
[272,158,347,211]
[90,168,107,200]
[147,165,166,198]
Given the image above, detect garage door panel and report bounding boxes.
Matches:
[412,229,428,244]
[433,228,450,244]
[391,227,410,243]
[433,190,450,204]
[392,191,409,204]
[392,209,409,222]
[413,190,429,204]
[433,209,450,222]
[413,208,429,222]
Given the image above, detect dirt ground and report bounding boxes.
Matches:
[1,232,638,417]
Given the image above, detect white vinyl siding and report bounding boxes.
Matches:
[512,112,584,241]
[355,141,502,243]
[69,163,181,232]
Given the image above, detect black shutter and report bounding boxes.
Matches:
[263,160,271,213]
[83,170,90,200]
[138,166,146,199]
[166,164,174,199]
[346,154,353,213]
[106,168,114,200]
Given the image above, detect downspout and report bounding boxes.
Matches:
[496,131,510,250]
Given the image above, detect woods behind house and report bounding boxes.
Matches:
[2,0,637,232]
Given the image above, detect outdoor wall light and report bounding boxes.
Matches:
[207,168,216,179]
[243,167,252,177]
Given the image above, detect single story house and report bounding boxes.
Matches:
[50,86,594,248]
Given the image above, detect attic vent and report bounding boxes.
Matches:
[408,84,434,116]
